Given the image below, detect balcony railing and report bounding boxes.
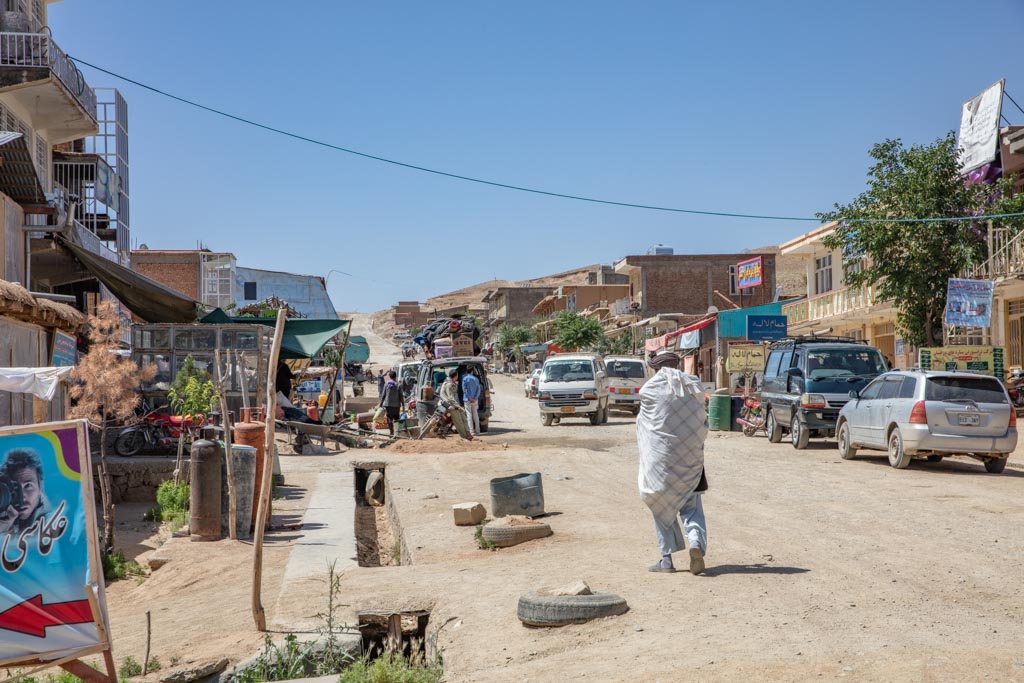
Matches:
[966,226,1024,281]
[782,284,880,325]
[0,30,97,122]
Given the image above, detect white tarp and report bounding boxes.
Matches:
[958,80,1004,173]
[636,368,708,526]
[0,367,72,401]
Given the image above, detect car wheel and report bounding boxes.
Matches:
[926,454,944,463]
[542,413,554,427]
[589,411,601,426]
[887,428,911,469]
[631,406,640,417]
[480,419,489,433]
[837,422,857,460]
[767,409,783,443]
[790,414,809,450]
[601,403,609,424]
[984,457,1008,474]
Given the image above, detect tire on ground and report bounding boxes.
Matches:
[517,591,629,627]
[481,521,553,548]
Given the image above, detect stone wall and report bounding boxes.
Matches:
[95,457,190,504]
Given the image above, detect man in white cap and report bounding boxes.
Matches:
[637,350,709,574]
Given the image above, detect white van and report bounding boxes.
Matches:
[537,353,610,426]
[604,356,650,415]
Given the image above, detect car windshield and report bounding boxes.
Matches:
[806,349,886,380]
[607,361,644,379]
[543,360,594,383]
[926,376,1007,404]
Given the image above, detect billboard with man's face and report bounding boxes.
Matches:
[0,420,109,667]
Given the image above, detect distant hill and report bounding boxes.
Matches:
[423,264,599,311]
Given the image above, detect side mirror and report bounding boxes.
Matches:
[786,367,803,377]
[596,371,606,380]
[848,390,859,400]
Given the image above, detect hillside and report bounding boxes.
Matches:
[423,264,599,311]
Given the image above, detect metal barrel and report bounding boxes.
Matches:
[490,472,545,518]
[707,394,731,431]
[189,439,223,542]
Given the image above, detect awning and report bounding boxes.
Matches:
[645,317,716,352]
[0,132,46,205]
[200,309,349,359]
[57,235,202,323]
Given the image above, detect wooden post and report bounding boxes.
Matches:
[252,309,286,631]
[385,613,403,654]
[142,610,152,675]
[328,321,353,418]
[214,349,237,541]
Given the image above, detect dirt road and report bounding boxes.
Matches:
[335,372,1024,681]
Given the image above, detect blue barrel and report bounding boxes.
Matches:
[490,473,545,518]
[707,394,731,431]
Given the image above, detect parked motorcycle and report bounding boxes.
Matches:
[735,396,767,437]
[1006,370,1024,408]
[114,407,203,457]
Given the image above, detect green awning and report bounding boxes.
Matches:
[200,310,349,359]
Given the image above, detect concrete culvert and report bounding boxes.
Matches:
[517,592,628,627]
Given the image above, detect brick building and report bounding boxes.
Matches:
[391,301,431,328]
[482,286,553,333]
[130,250,202,300]
[613,253,777,316]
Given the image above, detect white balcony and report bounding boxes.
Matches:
[782,284,881,326]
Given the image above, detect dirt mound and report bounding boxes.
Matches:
[385,438,501,454]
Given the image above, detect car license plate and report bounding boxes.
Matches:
[958,413,980,426]
[617,388,631,395]
[560,407,575,414]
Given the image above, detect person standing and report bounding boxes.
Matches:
[462,371,482,436]
[439,369,473,440]
[636,351,709,575]
[377,369,385,398]
[379,371,403,435]
[276,361,294,400]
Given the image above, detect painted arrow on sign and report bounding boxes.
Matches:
[0,594,93,637]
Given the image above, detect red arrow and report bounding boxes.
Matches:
[0,595,93,638]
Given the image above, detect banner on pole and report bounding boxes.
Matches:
[944,278,994,327]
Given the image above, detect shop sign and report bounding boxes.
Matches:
[0,420,112,669]
[736,256,763,289]
[50,331,77,367]
[944,278,994,327]
[918,346,1004,377]
[746,314,787,341]
[726,342,766,373]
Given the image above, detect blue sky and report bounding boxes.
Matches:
[51,1,1024,313]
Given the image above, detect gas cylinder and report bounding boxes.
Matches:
[189,439,223,542]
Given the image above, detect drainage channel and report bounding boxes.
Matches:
[353,463,401,567]
[358,609,432,659]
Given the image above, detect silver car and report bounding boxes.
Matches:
[836,370,1017,473]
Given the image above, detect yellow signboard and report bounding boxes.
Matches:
[918,346,1004,377]
[726,343,766,373]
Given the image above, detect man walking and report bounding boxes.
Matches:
[379,370,403,435]
[462,370,482,436]
[636,351,709,575]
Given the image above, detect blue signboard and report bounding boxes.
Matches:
[747,314,788,341]
[50,331,77,367]
[945,278,994,327]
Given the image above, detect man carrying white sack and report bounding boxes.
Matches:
[637,351,709,575]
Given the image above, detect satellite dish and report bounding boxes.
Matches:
[707,306,719,314]
[139,243,149,250]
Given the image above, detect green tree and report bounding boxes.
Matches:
[552,311,604,351]
[596,332,634,356]
[820,132,1024,349]
[167,355,217,483]
[497,324,533,353]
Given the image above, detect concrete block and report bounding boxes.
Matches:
[453,502,486,526]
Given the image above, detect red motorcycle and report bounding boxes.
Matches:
[114,406,204,456]
[735,396,767,437]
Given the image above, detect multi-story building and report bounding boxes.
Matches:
[131,249,337,319]
[612,253,778,316]
[482,286,553,335]
[391,301,431,329]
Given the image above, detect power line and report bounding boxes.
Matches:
[70,56,1024,226]
[1006,90,1024,118]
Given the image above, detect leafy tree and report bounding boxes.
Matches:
[596,332,634,356]
[167,355,217,483]
[820,132,1024,348]
[69,301,155,554]
[552,311,604,351]
[497,324,533,353]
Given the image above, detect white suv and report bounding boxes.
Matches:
[604,356,650,416]
[537,353,610,426]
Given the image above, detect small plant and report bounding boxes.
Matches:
[145,656,162,673]
[103,551,145,582]
[235,634,310,683]
[313,561,357,676]
[118,656,142,679]
[338,652,442,683]
[142,506,160,522]
[391,540,402,566]
[153,480,190,531]
[169,657,181,667]
[474,520,496,551]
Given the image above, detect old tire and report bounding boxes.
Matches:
[766,409,783,443]
[481,521,552,548]
[364,470,385,506]
[517,591,629,627]
[887,428,911,469]
[114,430,143,457]
[542,413,555,427]
[984,457,1008,474]
[837,422,857,460]
[790,414,809,450]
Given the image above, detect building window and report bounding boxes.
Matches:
[728,265,739,296]
[243,281,257,301]
[815,255,833,295]
[844,257,865,281]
